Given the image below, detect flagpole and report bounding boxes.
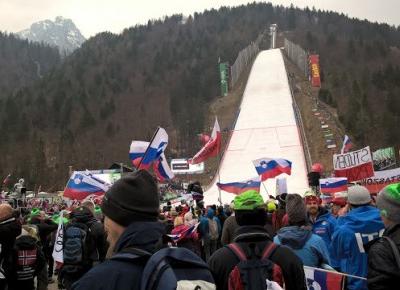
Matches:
[261,181,269,196]
[137,126,160,169]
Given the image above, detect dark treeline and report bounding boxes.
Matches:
[0,3,399,188]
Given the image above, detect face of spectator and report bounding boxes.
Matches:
[306,200,319,216]
[104,216,126,258]
[331,204,341,216]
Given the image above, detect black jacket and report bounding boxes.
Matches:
[367,223,400,290]
[208,225,306,290]
[0,216,22,289]
[71,221,165,290]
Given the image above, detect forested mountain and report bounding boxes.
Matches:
[0,3,399,188]
[0,32,60,98]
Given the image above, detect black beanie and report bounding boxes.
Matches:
[101,170,159,226]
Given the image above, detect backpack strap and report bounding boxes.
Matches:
[226,243,247,261]
[261,242,279,259]
[111,247,152,262]
[383,236,400,270]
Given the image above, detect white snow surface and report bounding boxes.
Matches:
[204,49,308,205]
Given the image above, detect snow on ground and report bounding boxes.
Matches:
[204,49,308,205]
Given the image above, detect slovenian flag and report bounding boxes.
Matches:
[64,171,111,200]
[319,177,348,194]
[153,153,174,182]
[217,176,261,194]
[138,127,168,170]
[253,158,292,181]
[304,266,344,290]
[129,141,149,168]
[341,135,352,154]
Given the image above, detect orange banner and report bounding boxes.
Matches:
[309,54,321,87]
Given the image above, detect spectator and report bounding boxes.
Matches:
[332,185,384,290]
[274,194,331,268]
[367,183,400,289]
[208,190,306,290]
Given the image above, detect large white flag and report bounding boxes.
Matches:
[52,212,64,263]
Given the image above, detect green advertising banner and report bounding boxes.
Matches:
[219,62,229,97]
[373,147,396,171]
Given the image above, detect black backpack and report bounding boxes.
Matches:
[226,242,283,290]
[112,246,216,290]
[63,222,93,266]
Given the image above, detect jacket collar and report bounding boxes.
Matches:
[114,221,165,254]
[233,225,271,243]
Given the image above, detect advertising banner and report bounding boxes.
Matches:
[373,147,396,171]
[219,62,229,97]
[358,167,400,194]
[309,54,321,87]
[333,146,374,182]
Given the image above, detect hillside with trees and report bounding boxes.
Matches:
[0,3,399,188]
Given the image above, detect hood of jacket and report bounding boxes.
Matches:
[207,209,215,219]
[114,221,165,254]
[277,226,312,249]
[338,206,383,234]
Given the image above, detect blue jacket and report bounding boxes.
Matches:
[331,206,384,290]
[199,209,221,240]
[274,226,331,267]
[310,208,338,268]
[71,221,165,290]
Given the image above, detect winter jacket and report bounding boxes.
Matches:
[220,215,239,245]
[367,223,400,290]
[208,225,306,290]
[8,235,47,290]
[71,221,165,290]
[0,216,21,290]
[274,225,331,267]
[309,207,338,268]
[331,206,384,290]
[199,209,221,240]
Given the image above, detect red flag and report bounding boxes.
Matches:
[2,174,11,185]
[189,118,221,164]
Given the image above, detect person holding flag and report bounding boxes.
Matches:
[189,117,221,165]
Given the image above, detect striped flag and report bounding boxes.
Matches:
[217,176,261,194]
[304,266,345,290]
[341,135,352,154]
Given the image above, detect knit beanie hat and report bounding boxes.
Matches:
[101,170,159,227]
[286,194,307,224]
[348,185,371,205]
[377,183,400,224]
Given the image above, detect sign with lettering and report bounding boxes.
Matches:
[333,146,375,182]
[309,54,321,87]
[358,167,400,194]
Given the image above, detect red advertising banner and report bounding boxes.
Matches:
[309,54,321,87]
[333,146,375,182]
[358,167,400,194]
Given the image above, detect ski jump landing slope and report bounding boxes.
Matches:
[204,49,308,205]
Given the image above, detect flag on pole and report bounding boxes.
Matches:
[341,135,352,154]
[217,176,261,194]
[138,127,168,170]
[2,174,11,185]
[319,177,348,194]
[304,266,345,290]
[129,141,149,168]
[64,171,111,200]
[153,153,174,182]
[52,211,64,263]
[189,117,221,165]
[253,158,292,181]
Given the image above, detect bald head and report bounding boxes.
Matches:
[0,203,13,221]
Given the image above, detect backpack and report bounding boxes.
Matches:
[112,247,216,290]
[208,219,219,241]
[63,222,92,266]
[226,242,283,290]
[14,235,38,281]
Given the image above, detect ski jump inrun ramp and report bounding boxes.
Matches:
[205,49,308,205]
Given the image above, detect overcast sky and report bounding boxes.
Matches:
[0,0,399,38]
